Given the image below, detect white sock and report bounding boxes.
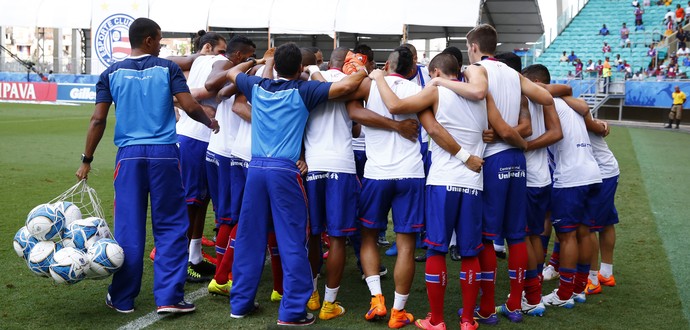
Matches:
[393,292,408,310]
[365,275,382,296]
[324,286,339,303]
[313,275,319,292]
[600,263,613,278]
[493,243,506,253]
[589,270,599,285]
[189,238,202,264]
[450,232,457,247]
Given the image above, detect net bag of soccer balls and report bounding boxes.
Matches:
[12,180,124,285]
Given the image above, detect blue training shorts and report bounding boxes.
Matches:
[590,176,619,232]
[229,157,249,222]
[550,183,601,233]
[482,148,528,240]
[424,185,484,257]
[206,151,234,225]
[358,178,425,233]
[525,185,551,236]
[305,171,360,237]
[177,134,209,205]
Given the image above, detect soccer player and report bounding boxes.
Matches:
[344,46,425,328]
[75,17,219,314]
[225,42,367,326]
[369,53,526,330]
[521,64,602,309]
[304,47,419,320]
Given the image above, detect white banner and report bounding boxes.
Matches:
[90,0,149,74]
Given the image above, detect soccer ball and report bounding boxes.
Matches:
[62,219,100,251]
[28,241,57,277]
[86,238,124,278]
[49,247,89,284]
[25,203,64,240]
[54,201,82,229]
[13,226,39,259]
[83,216,112,240]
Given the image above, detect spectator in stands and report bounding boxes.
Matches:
[664,16,675,37]
[568,50,578,62]
[667,62,678,78]
[678,45,690,56]
[635,4,645,30]
[677,26,688,49]
[676,4,686,25]
[683,54,690,66]
[614,54,622,64]
[665,9,675,24]
[603,42,612,53]
[620,23,632,48]
[597,59,605,76]
[632,0,639,6]
[574,58,583,77]
[685,1,690,21]
[617,60,626,71]
[586,59,596,72]
[664,0,673,7]
[643,0,650,6]
[603,57,612,93]
[560,51,569,62]
[648,43,657,57]
[599,24,610,36]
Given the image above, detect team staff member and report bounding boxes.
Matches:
[667,85,686,128]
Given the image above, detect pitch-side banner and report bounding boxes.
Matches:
[90,0,149,75]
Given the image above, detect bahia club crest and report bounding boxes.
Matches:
[94,13,134,67]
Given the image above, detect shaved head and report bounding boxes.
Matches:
[330,47,349,70]
[300,47,317,66]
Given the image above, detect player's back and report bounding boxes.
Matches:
[477,59,521,157]
[588,132,620,179]
[525,100,551,188]
[364,75,423,179]
[177,55,227,142]
[426,86,487,190]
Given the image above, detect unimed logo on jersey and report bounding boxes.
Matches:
[95,13,134,67]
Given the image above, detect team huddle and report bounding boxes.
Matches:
[76,18,620,329]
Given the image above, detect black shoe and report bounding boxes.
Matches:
[495,250,507,259]
[449,246,461,261]
[186,263,211,283]
[414,255,427,262]
[277,312,315,326]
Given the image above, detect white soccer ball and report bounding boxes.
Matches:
[62,219,100,251]
[84,216,112,240]
[13,226,39,259]
[54,201,82,229]
[28,241,56,277]
[25,203,64,240]
[86,238,124,278]
[49,247,89,284]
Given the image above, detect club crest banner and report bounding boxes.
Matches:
[91,0,148,74]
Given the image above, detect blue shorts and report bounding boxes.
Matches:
[590,176,619,232]
[305,172,360,237]
[424,185,484,257]
[420,141,431,177]
[206,151,234,225]
[359,178,425,233]
[354,150,367,180]
[482,149,528,240]
[177,135,209,205]
[229,157,249,222]
[525,185,551,236]
[550,183,601,233]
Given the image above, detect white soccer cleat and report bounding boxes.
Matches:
[541,289,575,309]
[572,291,586,303]
[542,264,560,281]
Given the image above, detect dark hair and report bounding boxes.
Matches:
[495,52,522,72]
[300,47,317,65]
[306,47,321,54]
[354,44,374,61]
[391,46,414,76]
[521,64,551,84]
[274,42,302,77]
[441,46,463,65]
[227,35,256,54]
[466,24,497,55]
[129,17,160,49]
[428,53,459,77]
[192,30,206,52]
[193,31,225,53]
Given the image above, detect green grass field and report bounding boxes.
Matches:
[1,103,689,329]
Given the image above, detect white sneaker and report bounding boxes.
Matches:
[521,300,546,316]
[572,291,586,303]
[542,265,560,281]
[541,289,575,309]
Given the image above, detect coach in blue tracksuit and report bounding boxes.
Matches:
[76,17,219,314]
[225,42,366,326]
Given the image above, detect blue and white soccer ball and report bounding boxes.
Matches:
[13,226,39,260]
[25,203,64,240]
[49,247,89,284]
[53,201,82,229]
[86,238,124,278]
[28,241,57,277]
[83,217,112,240]
[62,219,100,252]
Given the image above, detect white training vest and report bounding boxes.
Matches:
[588,132,620,179]
[304,69,356,173]
[426,86,488,190]
[477,59,522,158]
[176,55,228,142]
[207,95,238,158]
[363,75,424,179]
[525,100,552,188]
[549,98,602,188]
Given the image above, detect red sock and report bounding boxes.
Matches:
[524,270,542,305]
[425,255,447,325]
[477,241,497,317]
[213,224,232,272]
[506,242,527,311]
[573,264,590,294]
[557,267,576,300]
[460,256,480,324]
[268,232,283,294]
[214,224,238,284]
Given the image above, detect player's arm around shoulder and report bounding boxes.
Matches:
[328,68,368,101]
[175,92,219,133]
[520,74,554,106]
[430,64,487,101]
[486,93,528,150]
[418,108,484,173]
[526,103,563,151]
[369,69,436,114]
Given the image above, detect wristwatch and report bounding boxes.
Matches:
[81,154,94,164]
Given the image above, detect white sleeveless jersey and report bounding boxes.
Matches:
[524,100,552,187]
[363,75,424,179]
[177,55,228,142]
[207,95,238,157]
[427,86,488,190]
[477,59,522,157]
[304,69,356,173]
[352,134,366,151]
[588,132,620,179]
[548,98,602,188]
